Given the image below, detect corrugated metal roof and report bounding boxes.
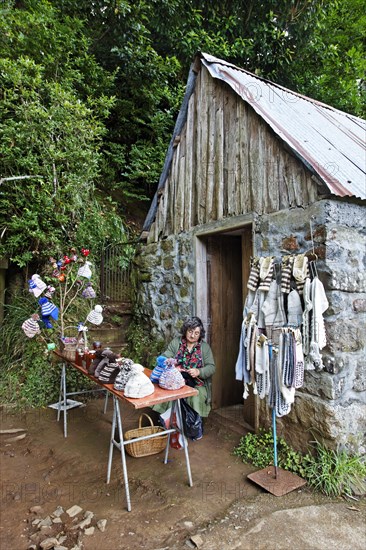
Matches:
[201,53,366,200]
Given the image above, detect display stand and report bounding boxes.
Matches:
[52,350,198,511]
[247,343,306,496]
[55,362,108,437]
[107,394,192,512]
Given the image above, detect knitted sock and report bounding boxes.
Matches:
[281,256,294,294]
[258,256,274,291]
[247,257,260,291]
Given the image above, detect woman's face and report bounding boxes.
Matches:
[186,327,201,345]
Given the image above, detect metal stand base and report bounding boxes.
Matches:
[247,465,306,496]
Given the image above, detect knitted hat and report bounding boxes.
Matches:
[287,289,303,326]
[82,282,96,299]
[29,274,47,297]
[159,362,185,390]
[44,285,56,299]
[98,363,121,384]
[88,348,103,375]
[77,260,92,279]
[150,355,168,383]
[22,314,41,338]
[38,297,59,320]
[86,305,103,325]
[114,358,134,391]
[124,364,155,398]
[94,348,119,377]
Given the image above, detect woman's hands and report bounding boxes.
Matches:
[189,368,200,378]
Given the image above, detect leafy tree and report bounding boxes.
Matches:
[0,0,127,267]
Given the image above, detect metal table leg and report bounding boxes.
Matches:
[103,390,109,414]
[175,399,193,487]
[56,363,68,438]
[107,395,132,512]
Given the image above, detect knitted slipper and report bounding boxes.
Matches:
[261,280,278,326]
[287,289,303,326]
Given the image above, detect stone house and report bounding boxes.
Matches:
[135,52,366,452]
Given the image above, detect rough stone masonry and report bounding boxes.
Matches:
[135,199,366,453]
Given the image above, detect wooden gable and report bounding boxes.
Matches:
[149,65,319,242]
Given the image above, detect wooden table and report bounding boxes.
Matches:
[53,350,198,511]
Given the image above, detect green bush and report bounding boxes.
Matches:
[305,440,366,497]
[0,293,94,409]
[233,429,366,497]
[125,320,164,368]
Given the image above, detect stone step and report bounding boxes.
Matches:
[88,326,128,346]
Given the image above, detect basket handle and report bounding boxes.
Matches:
[138,413,155,429]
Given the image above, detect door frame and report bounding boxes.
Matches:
[193,215,258,430]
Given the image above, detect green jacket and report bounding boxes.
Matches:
[163,337,215,378]
[163,337,216,413]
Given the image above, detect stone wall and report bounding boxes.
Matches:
[134,234,196,341]
[135,198,366,452]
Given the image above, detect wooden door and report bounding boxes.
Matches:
[207,235,244,409]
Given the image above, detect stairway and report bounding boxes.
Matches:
[88,301,132,354]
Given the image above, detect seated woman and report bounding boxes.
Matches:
[153,316,216,420]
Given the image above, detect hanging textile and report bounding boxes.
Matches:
[235,252,328,417]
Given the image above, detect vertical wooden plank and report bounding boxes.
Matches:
[238,101,251,214]
[205,77,216,224]
[215,82,224,220]
[196,69,208,225]
[226,93,239,216]
[173,131,186,233]
[184,93,195,229]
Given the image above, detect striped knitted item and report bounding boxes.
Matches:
[98,363,120,383]
[247,257,260,291]
[22,317,41,338]
[150,355,168,383]
[280,256,295,294]
[38,298,59,320]
[258,256,274,291]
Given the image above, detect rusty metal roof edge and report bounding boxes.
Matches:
[200,54,365,200]
[200,52,364,121]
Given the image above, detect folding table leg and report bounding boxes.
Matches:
[175,399,193,487]
[103,390,109,414]
[56,363,68,438]
[106,395,132,512]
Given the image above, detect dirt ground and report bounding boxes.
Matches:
[1,397,365,550]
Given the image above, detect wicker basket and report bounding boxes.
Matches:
[124,413,168,458]
[59,336,78,361]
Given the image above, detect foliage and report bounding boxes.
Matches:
[125,320,164,367]
[0,0,127,266]
[233,428,309,477]
[233,429,366,497]
[305,440,366,497]
[0,292,95,408]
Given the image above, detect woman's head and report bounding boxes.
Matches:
[180,316,206,340]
